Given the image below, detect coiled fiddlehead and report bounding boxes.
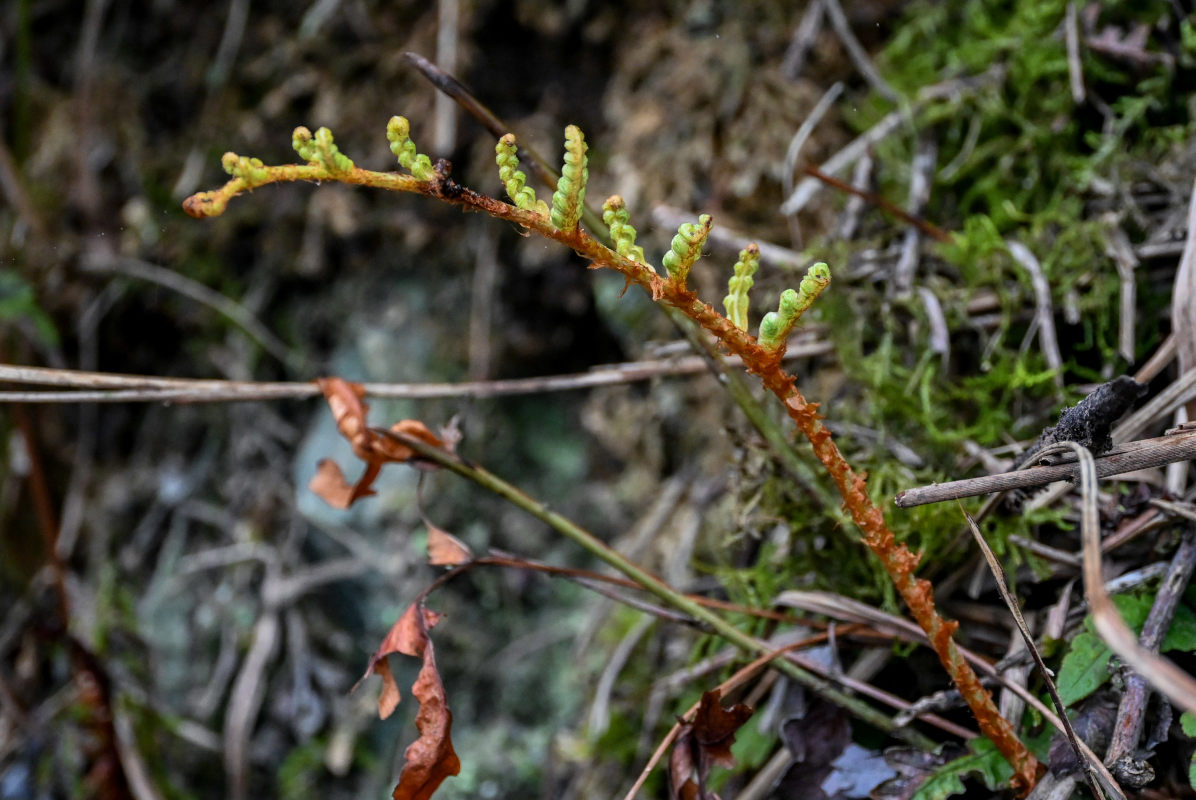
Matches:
[551,125,588,231]
[292,126,355,174]
[386,116,435,181]
[495,134,549,216]
[758,262,831,350]
[722,244,760,331]
[221,153,270,184]
[661,214,712,285]
[602,195,646,265]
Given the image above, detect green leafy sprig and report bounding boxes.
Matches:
[759,263,831,350]
[661,214,712,285]
[495,134,549,216]
[386,115,435,181]
[723,244,760,331]
[293,126,355,174]
[601,195,646,265]
[550,125,588,231]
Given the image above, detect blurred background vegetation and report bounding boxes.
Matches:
[2,0,1194,798]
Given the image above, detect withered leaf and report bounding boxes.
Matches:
[355,600,460,799]
[356,603,443,719]
[309,458,380,509]
[376,419,445,464]
[425,523,473,567]
[312,377,447,509]
[318,377,373,459]
[692,689,754,766]
[669,690,753,800]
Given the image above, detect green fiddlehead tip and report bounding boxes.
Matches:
[292,126,354,174]
[221,152,269,184]
[387,116,435,182]
[759,262,831,350]
[496,134,548,216]
[758,312,783,347]
[550,125,588,231]
[722,243,760,331]
[661,214,712,285]
[602,195,646,265]
[292,126,317,162]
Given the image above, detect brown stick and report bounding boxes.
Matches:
[894,429,1196,508]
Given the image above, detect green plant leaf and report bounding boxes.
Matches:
[1058,591,1196,707]
[911,738,1012,800]
[1056,631,1114,706]
[1183,711,1196,789]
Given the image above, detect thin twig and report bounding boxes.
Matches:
[893,135,939,295]
[780,0,826,79]
[961,504,1107,800]
[1007,239,1063,388]
[835,152,874,241]
[802,164,950,242]
[1173,176,1196,419]
[822,0,898,102]
[1104,224,1137,363]
[782,81,844,219]
[0,344,833,403]
[894,428,1196,507]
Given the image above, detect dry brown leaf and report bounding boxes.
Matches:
[374,658,402,720]
[376,419,445,463]
[393,633,460,800]
[357,603,443,719]
[425,523,473,566]
[312,377,447,509]
[308,458,379,509]
[668,690,753,800]
[354,601,459,798]
[317,377,372,459]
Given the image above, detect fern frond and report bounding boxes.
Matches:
[495,134,549,216]
[722,244,760,331]
[601,195,647,265]
[550,125,588,231]
[661,214,712,285]
[759,263,830,350]
[386,116,435,181]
